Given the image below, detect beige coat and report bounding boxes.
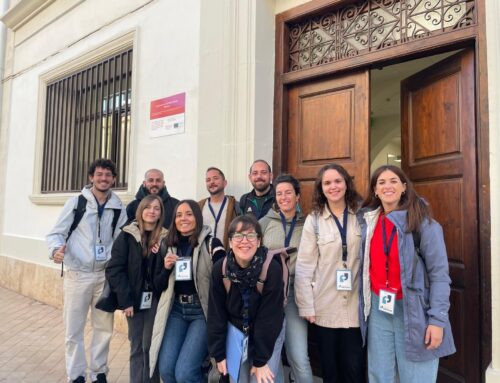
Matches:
[149,225,213,375]
[295,208,361,328]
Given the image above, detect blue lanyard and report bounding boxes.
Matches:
[382,216,397,287]
[241,288,251,335]
[329,206,348,263]
[176,244,193,258]
[208,197,227,239]
[279,212,297,247]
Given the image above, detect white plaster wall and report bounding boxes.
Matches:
[275,0,312,14]
[486,0,500,380]
[0,0,202,268]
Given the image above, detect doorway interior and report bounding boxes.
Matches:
[370,51,459,171]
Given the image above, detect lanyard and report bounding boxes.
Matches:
[328,206,348,264]
[94,196,107,244]
[177,244,193,258]
[279,212,297,247]
[241,287,251,335]
[208,197,227,239]
[382,216,397,288]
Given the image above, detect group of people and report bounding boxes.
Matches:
[46,158,455,383]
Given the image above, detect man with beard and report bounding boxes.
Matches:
[239,159,275,219]
[126,168,179,228]
[46,159,127,383]
[198,167,240,249]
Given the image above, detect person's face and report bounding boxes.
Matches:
[89,167,115,193]
[205,169,227,196]
[249,162,272,193]
[143,170,165,195]
[175,203,197,236]
[142,199,162,226]
[230,223,260,267]
[374,170,407,212]
[321,169,347,205]
[275,182,299,216]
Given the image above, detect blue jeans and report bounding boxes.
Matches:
[283,289,313,383]
[231,321,286,383]
[158,299,208,383]
[368,294,439,383]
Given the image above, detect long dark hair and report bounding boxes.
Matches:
[363,165,432,232]
[166,199,204,247]
[136,195,165,256]
[312,163,362,214]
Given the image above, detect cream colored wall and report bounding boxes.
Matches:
[486,0,500,380]
[275,0,312,14]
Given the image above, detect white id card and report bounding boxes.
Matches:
[336,269,352,291]
[95,245,106,261]
[140,291,153,310]
[242,336,248,363]
[175,258,192,281]
[379,289,397,314]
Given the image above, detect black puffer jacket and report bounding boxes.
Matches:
[106,222,168,311]
[126,186,179,228]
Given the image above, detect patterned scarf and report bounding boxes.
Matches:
[225,246,267,290]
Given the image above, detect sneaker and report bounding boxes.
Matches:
[92,373,107,383]
[72,377,85,383]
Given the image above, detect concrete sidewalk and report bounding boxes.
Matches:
[0,286,130,383]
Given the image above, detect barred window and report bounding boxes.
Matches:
[41,48,132,193]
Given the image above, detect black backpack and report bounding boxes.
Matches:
[66,194,122,240]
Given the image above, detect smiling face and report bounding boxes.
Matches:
[205,169,227,196]
[249,161,272,194]
[141,198,162,228]
[230,223,260,268]
[143,170,165,195]
[175,202,197,236]
[321,169,347,207]
[89,166,115,193]
[275,182,299,217]
[374,169,407,212]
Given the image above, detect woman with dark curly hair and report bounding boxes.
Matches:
[295,163,365,383]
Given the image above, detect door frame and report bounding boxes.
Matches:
[273,0,491,378]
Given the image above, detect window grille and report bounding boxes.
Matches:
[42,48,132,193]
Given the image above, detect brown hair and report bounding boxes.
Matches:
[312,163,362,214]
[166,200,204,247]
[363,165,432,232]
[227,215,263,240]
[135,195,165,256]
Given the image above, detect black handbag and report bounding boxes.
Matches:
[95,280,119,312]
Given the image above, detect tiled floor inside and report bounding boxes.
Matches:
[0,286,130,383]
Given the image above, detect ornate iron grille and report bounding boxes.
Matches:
[288,0,476,71]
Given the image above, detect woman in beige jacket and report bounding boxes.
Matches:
[295,163,365,383]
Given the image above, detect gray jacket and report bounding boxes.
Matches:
[46,186,127,272]
[358,207,456,362]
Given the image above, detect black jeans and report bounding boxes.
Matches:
[127,297,160,383]
[314,325,366,383]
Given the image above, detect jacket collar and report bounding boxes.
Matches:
[263,207,304,223]
[135,185,172,202]
[122,221,168,243]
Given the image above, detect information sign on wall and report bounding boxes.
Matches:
[149,92,185,137]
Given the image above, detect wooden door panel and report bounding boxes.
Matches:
[288,70,369,215]
[402,49,479,383]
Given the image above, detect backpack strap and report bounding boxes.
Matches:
[67,194,87,240]
[411,230,429,288]
[222,256,231,293]
[111,208,121,236]
[259,248,290,305]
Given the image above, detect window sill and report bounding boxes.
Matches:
[29,191,135,206]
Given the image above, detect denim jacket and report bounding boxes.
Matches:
[358,207,456,362]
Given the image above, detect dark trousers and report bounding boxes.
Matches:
[314,325,366,383]
[127,297,160,383]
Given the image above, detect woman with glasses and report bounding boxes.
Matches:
[149,200,225,383]
[295,163,365,383]
[208,215,285,383]
[259,174,313,383]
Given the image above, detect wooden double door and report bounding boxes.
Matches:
[285,49,479,382]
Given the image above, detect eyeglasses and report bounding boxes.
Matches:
[231,232,259,242]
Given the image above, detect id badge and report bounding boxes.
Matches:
[242,336,248,363]
[336,269,352,291]
[95,245,106,261]
[140,291,152,310]
[175,257,192,281]
[378,289,397,315]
